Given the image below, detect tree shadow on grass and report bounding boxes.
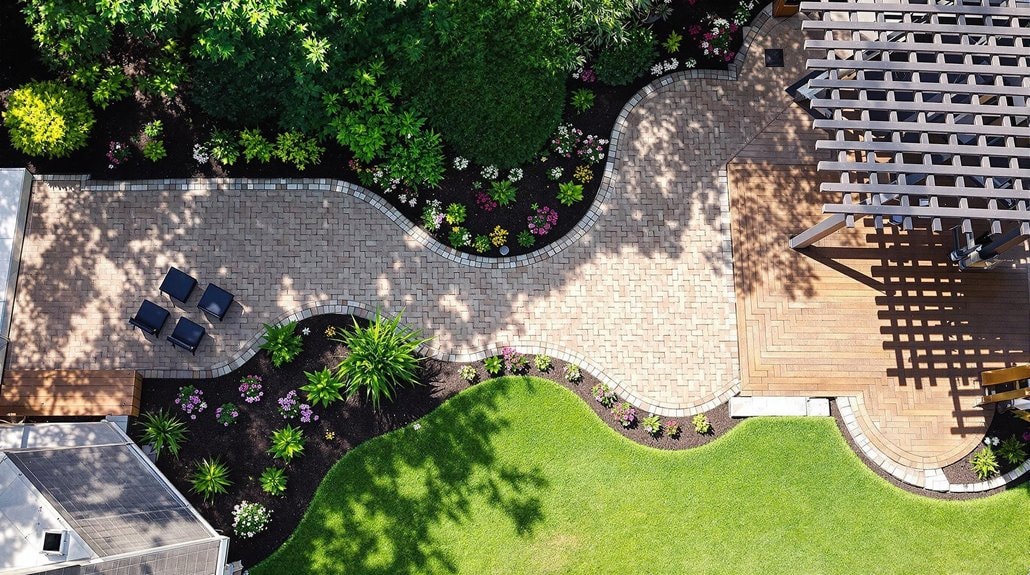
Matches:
[255,378,547,575]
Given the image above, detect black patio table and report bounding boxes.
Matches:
[128,300,170,336]
[159,267,197,303]
[198,284,235,322]
[167,317,206,355]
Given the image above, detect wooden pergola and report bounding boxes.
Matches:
[790,0,1030,269]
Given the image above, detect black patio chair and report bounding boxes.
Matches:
[128,300,170,336]
[167,317,206,355]
[198,284,235,322]
[160,267,197,304]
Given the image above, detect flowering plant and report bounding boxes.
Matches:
[733,0,760,26]
[453,156,469,170]
[459,365,478,383]
[175,385,207,419]
[233,501,271,539]
[547,166,564,181]
[690,14,738,62]
[650,58,680,76]
[573,166,593,184]
[475,190,498,213]
[421,200,445,232]
[278,390,319,423]
[106,140,130,168]
[527,204,559,236]
[612,402,637,428]
[592,383,617,407]
[575,134,608,165]
[502,346,529,374]
[215,402,240,426]
[550,124,582,158]
[472,235,491,254]
[572,66,596,83]
[642,414,661,436]
[489,226,508,247]
[663,420,681,438]
[239,375,264,403]
[564,363,583,383]
[192,144,210,164]
[508,168,523,183]
[449,227,471,248]
[481,165,499,180]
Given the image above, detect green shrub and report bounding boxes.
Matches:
[570,89,595,113]
[692,413,712,435]
[260,322,304,367]
[408,52,565,168]
[595,29,658,86]
[489,181,518,207]
[21,0,112,71]
[3,81,94,158]
[459,365,478,383]
[484,356,504,376]
[240,128,275,163]
[663,30,683,54]
[137,409,188,459]
[268,425,306,463]
[72,65,131,109]
[563,363,582,383]
[534,354,552,372]
[642,414,662,437]
[334,311,430,411]
[143,141,167,162]
[517,230,536,248]
[557,181,584,206]
[259,467,288,496]
[448,227,471,248]
[445,203,467,225]
[273,131,324,170]
[971,446,1000,480]
[207,130,240,166]
[301,367,345,408]
[190,458,232,501]
[472,235,491,254]
[997,436,1027,466]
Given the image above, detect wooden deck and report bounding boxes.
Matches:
[728,155,1030,468]
[0,369,142,417]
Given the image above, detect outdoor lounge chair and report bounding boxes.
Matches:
[198,283,234,322]
[167,317,206,355]
[128,300,170,336]
[160,266,197,303]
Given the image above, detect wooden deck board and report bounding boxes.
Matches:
[0,369,142,416]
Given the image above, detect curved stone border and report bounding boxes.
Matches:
[134,301,741,418]
[838,397,1029,493]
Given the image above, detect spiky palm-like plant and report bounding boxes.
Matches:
[334,311,431,411]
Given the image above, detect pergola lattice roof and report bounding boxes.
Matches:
[795,0,1029,243]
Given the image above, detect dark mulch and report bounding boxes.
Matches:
[830,399,1028,500]
[137,313,735,567]
[941,409,1028,485]
[0,1,763,258]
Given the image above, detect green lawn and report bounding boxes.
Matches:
[253,377,1029,575]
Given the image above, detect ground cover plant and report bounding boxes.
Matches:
[254,377,1030,574]
[0,0,764,257]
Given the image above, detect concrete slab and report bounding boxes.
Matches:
[729,396,808,417]
[806,398,831,416]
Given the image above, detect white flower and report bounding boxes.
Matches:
[664,58,679,72]
[684,58,697,69]
[481,165,499,180]
[302,327,311,336]
[453,156,469,170]
[508,168,523,182]
[108,164,115,169]
[651,64,663,76]
[413,423,422,430]
[408,197,417,207]
[991,436,1000,446]
[399,193,408,204]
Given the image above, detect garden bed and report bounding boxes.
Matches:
[0,0,766,258]
[137,313,735,566]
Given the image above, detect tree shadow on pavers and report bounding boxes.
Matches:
[6,180,209,373]
[252,378,548,575]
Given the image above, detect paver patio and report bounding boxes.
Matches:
[5,12,1027,475]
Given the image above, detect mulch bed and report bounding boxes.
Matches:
[137,313,736,567]
[830,400,1028,500]
[0,0,761,258]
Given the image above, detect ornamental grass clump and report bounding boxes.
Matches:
[233,501,272,539]
[138,409,188,459]
[259,467,288,496]
[260,321,304,367]
[191,457,232,501]
[334,311,431,411]
[301,367,345,408]
[268,425,306,464]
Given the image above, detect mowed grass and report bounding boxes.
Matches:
[253,377,1029,575]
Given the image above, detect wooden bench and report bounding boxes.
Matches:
[978,364,1030,407]
[0,370,142,417]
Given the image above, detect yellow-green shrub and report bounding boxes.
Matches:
[3,81,94,158]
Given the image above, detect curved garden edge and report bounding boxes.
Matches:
[832,397,1029,497]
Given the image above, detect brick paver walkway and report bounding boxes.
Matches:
[6,15,807,416]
